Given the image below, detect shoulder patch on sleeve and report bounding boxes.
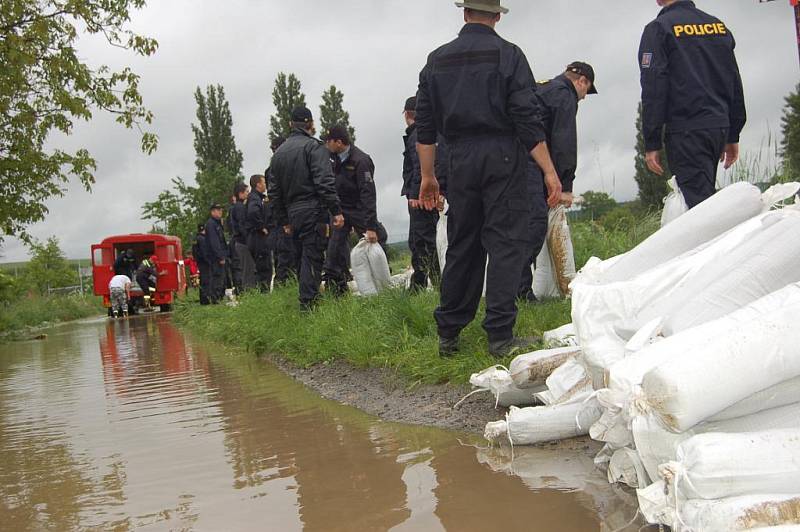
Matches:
[363,171,373,183]
[641,53,653,69]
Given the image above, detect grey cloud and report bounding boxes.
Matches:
[2,0,797,261]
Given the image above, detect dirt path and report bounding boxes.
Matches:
[265,356,507,434]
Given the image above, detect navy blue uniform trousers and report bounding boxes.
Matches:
[666,127,728,209]
[518,161,549,300]
[435,136,532,343]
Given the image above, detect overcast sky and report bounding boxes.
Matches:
[2,0,798,262]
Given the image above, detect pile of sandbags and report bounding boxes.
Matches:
[350,239,391,295]
[473,182,800,530]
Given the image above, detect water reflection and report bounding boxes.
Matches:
[0,315,637,531]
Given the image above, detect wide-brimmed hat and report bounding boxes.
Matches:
[455,0,509,14]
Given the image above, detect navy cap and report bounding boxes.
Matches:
[567,61,598,94]
[291,106,313,123]
[210,203,223,211]
[322,125,351,144]
[404,96,417,112]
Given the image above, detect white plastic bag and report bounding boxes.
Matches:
[436,202,448,274]
[508,346,581,389]
[484,394,602,446]
[660,429,800,501]
[543,323,578,347]
[608,447,649,488]
[535,358,592,406]
[350,239,391,296]
[661,176,688,227]
[533,206,576,299]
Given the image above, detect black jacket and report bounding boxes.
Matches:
[639,0,746,151]
[114,253,137,277]
[535,75,579,193]
[192,233,207,264]
[227,200,247,245]
[268,128,342,226]
[332,145,378,230]
[402,125,450,199]
[245,189,273,235]
[203,217,228,263]
[416,23,545,152]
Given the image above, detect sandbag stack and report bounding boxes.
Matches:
[475,182,800,531]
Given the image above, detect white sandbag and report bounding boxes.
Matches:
[536,358,592,406]
[633,402,800,484]
[659,429,800,501]
[601,182,763,283]
[468,366,539,408]
[389,268,413,289]
[641,285,800,432]
[573,209,788,377]
[436,202,448,274]
[608,447,649,488]
[661,176,688,227]
[622,211,800,338]
[543,323,578,347]
[641,485,800,532]
[508,346,581,389]
[533,206,576,299]
[709,376,800,422]
[484,394,602,445]
[350,239,391,296]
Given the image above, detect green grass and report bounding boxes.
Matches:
[175,215,658,386]
[0,294,105,337]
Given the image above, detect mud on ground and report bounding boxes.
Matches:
[264,356,507,434]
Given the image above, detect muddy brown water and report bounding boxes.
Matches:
[0,315,643,531]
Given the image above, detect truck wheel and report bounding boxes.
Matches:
[159,304,172,313]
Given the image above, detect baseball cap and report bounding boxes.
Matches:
[404,96,417,113]
[291,106,313,123]
[322,125,351,144]
[566,61,598,94]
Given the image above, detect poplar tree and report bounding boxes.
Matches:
[780,83,800,181]
[268,73,306,143]
[634,103,671,210]
[319,85,356,142]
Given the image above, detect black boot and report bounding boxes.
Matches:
[439,336,460,358]
[488,336,541,358]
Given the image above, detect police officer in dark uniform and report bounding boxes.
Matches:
[114,248,138,279]
[518,62,598,302]
[245,174,274,292]
[639,0,746,208]
[321,125,378,296]
[204,203,229,304]
[268,107,344,310]
[415,0,562,358]
[227,182,255,293]
[192,224,210,305]
[268,136,303,285]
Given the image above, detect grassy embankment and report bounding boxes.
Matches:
[175,211,660,385]
[0,294,105,339]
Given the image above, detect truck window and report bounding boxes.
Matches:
[93,248,105,266]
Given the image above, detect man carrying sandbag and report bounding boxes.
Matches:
[269,107,344,311]
[518,62,598,302]
[639,0,746,208]
[321,125,379,296]
[415,0,561,358]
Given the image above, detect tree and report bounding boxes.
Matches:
[580,191,617,220]
[0,0,158,242]
[319,85,356,142]
[780,82,800,181]
[23,237,78,295]
[192,85,243,176]
[142,85,243,245]
[634,103,671,210]
[268,73,306,143]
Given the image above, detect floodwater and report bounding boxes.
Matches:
[0,315,642,531]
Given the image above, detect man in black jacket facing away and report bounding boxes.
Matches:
[321,125,378,296]
[227,182,255,293]
[192,224,210,305]
[518,62,597,302]
[639,0,746,208]
[415,1,562,358]
[245,174,274,292]
[268,107,344,310]
[204,203,229,304]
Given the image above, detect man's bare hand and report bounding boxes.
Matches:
[544,171,562,208]
[283,225,293,236]
[560,192,574,207]
[332,214,345,229]
[419,176,440,211]
[437,195,445,212]
[721,143,739,170]
[365,230,379,243]
[646,151,664,175]
[408,199,420,209]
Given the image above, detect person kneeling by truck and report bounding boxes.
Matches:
[135,255,162,310]
[108,274,132,318]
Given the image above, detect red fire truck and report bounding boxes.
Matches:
[92,234,186,315]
